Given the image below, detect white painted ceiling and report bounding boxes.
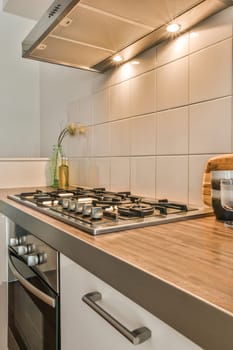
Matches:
[3,0,54,20]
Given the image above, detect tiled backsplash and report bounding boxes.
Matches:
[0,158,50,188]
[67,7,233,206]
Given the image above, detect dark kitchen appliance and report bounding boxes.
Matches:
[7,219,60,350]
[8,187,212,235]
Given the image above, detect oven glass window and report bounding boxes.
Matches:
[8,254,59,350]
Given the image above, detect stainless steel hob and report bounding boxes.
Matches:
[8,188,213,235]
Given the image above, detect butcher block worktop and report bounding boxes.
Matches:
[1,188,233,350]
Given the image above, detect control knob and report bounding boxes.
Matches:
[68,200,76,211]
[82,204,92,216]
[91,207,103,219]
[14,245,27,256]
[14,243,36,256]
[62,198,70,209]
[9,236,26,247]
[75,202,84,213]
[26,252,47,266]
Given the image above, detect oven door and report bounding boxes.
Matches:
[8,249,60,350]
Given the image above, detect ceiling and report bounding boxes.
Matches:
[2,0,53,20]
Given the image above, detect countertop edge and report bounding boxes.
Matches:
[1,199,233,350]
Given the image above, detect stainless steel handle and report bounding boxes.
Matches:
[82,292,151,345]
[8,255,56,308]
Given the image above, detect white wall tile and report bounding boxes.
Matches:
[92,69,112,92]
[156,156,188,202]
[157,33,189,66]
[67,125,92,157]
[188,154,218,206]
[189,39,232,103]
[69,158,91,187]
[110,119,131,156]
[189,97,232,154]
[67,100,79,122]
[78,95,93,125]
[0,159,49,188]
[157,107,188,155]
[92,124,110,157]
[110,158,130,192]
[130,70,156,116]
[93,89,109,124]
[131,114,156,156]
[109,80,130,120]
[69,157,80,186]
[189,7,233,53]
[66,6,233,206]
[90,158,110,188]
[130,157,156,197]
[108,46,157,85]
[157,57,188,110]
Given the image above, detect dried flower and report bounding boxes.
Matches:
[57,123,86,146]
[50,122,87,187]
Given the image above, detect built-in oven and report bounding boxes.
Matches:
[7,219,60,350]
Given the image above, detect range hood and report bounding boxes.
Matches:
[22,0,233,72]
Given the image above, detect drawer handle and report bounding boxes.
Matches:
[82,291,151,345]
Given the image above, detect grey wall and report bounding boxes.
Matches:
[0,3,41,157]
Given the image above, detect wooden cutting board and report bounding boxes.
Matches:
[202,154,233,207]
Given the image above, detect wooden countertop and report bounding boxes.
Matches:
[1,187,233,350]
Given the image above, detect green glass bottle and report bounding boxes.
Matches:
[50,145,62,188]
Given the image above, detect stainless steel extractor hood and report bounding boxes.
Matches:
[22,0,233,72]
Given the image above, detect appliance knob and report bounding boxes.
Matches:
[9,236,27,247]
[68,200,76,211]
[26,243,36,254]
[26,252,47,266]
[82,204,92,216]
[18,236,27,245]
[75,202,84,213]
[38,252,48,264]
[62,198,70,209]
[26,254,39,266]
[91,207,103,219]
[14,245,28,256]
[9,238,19,247]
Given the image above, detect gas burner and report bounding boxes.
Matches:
[8,187,212,235]
[118,203,154,218]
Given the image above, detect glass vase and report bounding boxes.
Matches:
[50,145,62,188]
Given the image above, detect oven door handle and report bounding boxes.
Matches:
[8,254,56,308]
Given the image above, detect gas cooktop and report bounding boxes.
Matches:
[8,187,213,235]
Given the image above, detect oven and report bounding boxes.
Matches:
[7,219,60,350]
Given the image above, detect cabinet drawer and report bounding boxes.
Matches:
[61,253,202,350]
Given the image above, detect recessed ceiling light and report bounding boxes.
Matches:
[131,60,140,65]
[113,55,123,62]
[166,23,181,33]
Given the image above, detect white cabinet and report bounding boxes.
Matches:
[60,253,203,350]
[0,215,8,350]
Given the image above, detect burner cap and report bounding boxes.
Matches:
[118,203,154,217]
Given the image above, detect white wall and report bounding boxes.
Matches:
[39,63,96,157]
[63,7,233,206]
[0,0,41,157]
